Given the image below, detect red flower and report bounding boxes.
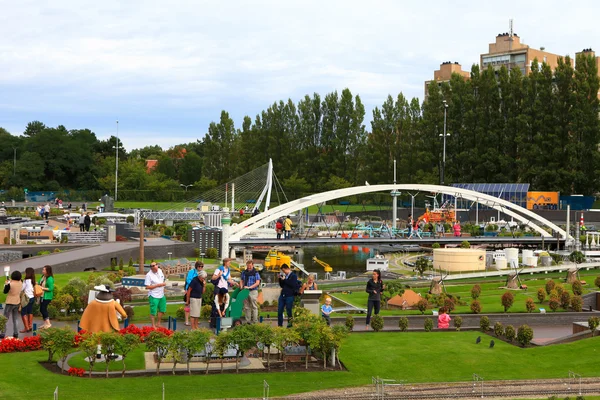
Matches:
[68,367,85,377]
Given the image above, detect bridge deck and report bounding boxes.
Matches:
[233,236,563,247]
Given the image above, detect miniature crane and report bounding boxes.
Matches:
[312,257,333,273]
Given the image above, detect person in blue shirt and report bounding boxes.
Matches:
[277,264,298,327]
[184,261,204,326]
[240,260,261,324]
[321,297,333,326]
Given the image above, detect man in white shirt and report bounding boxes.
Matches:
[145,262,167,328]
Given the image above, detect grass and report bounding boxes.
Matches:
[68,347,147,372]
[1,332,600,400]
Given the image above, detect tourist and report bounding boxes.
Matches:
[300,273,318,294]
[365,269,384,330]
[20,267,36,333]
[321,297,333,326]
[78,213,85,232]
[44,203,50,221]
[218,258,236,288]
[211,269,228,292]
[284,216,293,240]
[436,221,444,238]
[144,262,167,328]
[84,212,91,232]
[2,270,23,338]
[410,219,422,239]
[184,261,204,326]
[186,270,207,330]
[453,221,461,237]
[240,260,261,324]
[438,307,451,329]
[39,265,54,329]
[210,287,230,329]
[277,264,298,327]
[407,214,413,237]
[275,217,283,240]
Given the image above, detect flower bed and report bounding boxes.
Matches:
[119,325,173,341]
[0,336,42,353]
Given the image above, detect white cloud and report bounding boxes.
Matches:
[0,0,598,149]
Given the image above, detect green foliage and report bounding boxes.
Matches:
[479,316,490,332]
[424,318,433,332]
[98,331,123,378]
[414,257,431,276]
[560,291,571,310]
[595,276,600,289]
[431,243,441,249]
[588,316,600,336]
[126,216,134,223]
[370,315,384,332]
[117,333,141,377]
[517,325,534,347]
[398,316,409,332]
[570,295,583,312]
[39,327,76,367]
[229,324,261,373]
[453,316,462,331]
[504,325,516,342]
[501,291,514,312]
[493,322,504,337]
[460,240,470,249]
[571,281,583,296]
[206,247,218,259]
[345,316,355,331]
[549,296,560,312]
[0,315,7,333]
[145,330,170,376]
[175,306,185,320]
[118,258,124,270]
[569,251,585,264]
[525,297,536,313]
[545,279,556,295]
[470,284,481,300]
[416,298,429,315]
[79,333,100,378]
[470,299,482,314]
[537,287,546,303]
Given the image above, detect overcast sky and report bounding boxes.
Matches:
[1,0,597,150]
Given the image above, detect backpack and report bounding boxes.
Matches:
[293,278,303,296]
[276,221,283,230]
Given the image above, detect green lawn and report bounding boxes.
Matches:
[68,347,147,372]
[1,332,600,400]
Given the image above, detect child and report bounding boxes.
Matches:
[210,287,230,329]
[321,297,333,326]
[437,307,451,329]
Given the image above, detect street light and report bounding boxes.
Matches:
[115,120,119,201]
[180,184,194,192]
[439,100,450,186]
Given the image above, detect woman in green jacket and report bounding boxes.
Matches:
[39,265,54,329]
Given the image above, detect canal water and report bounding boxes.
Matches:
[295,245,376,278]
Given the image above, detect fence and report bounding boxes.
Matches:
[64,231,107,243]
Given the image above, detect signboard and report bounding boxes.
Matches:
[526,191,559,210]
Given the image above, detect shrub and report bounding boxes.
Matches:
[453,316,462,331]
[545,280,556,295]
[432,243,441,249]
[128,257,134,268]
[119,258,124,270]
[479,316,490,332]
[398,316,409,332]
[39,327,77,366]
[572,281,583,296]
[504,325,516,342]
[537,288,546,303]
[493,322,504,337]
[416,298,429,315]
[460,240,470,249]
[595,276,600,289]
[444,298,455,313]
[560,291,571,310]
[113,287,132,304]
[126,216,134,223]
[501,291,514,312]
[569,250,585,264]
[110,258,117,270]
[345,316,355,331]
[549,297,560,312]
[206,247,218,259]
[571,295,583,312]
[555,283,565,297]
[370,315,384,332]
[0,315,6,333]
[471,284,481,300]
[470,299,482,314]
[588,316,600,336]
[423,318,433,332]
[176,306,185,320]
[200,305,212,319]
[525,298,536,313]
[123,306,134,319]
[517,324,534,347]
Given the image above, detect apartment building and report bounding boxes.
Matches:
[424,61,470,100]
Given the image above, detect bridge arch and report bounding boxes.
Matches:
[228,184,566,242]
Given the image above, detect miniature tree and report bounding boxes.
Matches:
[479,316,490,332]
[229,325,257,373]
[536,288,546,303]
[588,316,599,337]
[331,325,349,370]
[98,331,123,378]
[494,322,504,337]
[460,240,470,248]
[549,296,560,312]
[560,291,571,310]
[517,325,534,347]
[501,291,514,312]
[293,313,322,369]
[128,257,134,268]
[308,323,336,369]
[470,299,482,314]
[525,297,536,313]
[118,333,140,378]
[572,281,583,296]
[471,284,481,300]
[545,279,556,295]
[145,330,170,376]
[453,316,463,331]
[504,325,516,342]
[214,331,232,373]
[118,258,124,270]
[424,318,433,332]
[569,250,585,264]
[370,315,384,332]
[595,276,600,289]
[273,327,300,371]
[571,295,583,312]
[417,298,429,315]
[79,333,100,378]
[167,331,187,375]
[39,327,76,368]
[345,316,355,331]
[398,316,409,332]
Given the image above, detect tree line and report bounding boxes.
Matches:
[1,52,598,201]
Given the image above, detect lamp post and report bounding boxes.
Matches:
[180,184,193,192]
[115,120,119,201]
[439,100,450,186]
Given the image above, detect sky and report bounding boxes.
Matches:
[1,0,598,150]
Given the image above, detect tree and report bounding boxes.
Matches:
[98,332,123,378]
[145,330,170,376]
[501,291,514,312]
[453,316,463,331]
[537,287,546,303]
[39,327,76,366]
[308,323,336,369]
[273,327,300,370]
[569,251,585,264]
[494,322,504,337]
[549,296,560,312]
[414,257,431,277]
[560,291,571,310]
[572,281,583,296]
[470,299,482,314]
[228,325,256,373]
[471,284,481,300]
[214,331,232,373]
[571,295,583,312]
[293,313,322,369]
[80,333,100,378]
[117,333,140,378]
[595,276,600,290]
[479,316,490,332]
[545,280,556,295]
[417,298,429,315]
[249,324,276,370]
[179,152,203,185]
[167,331,187,375]
[371,315,384,332]
[588,316,599,337]
[424,318,433,332]
[398,317,409,332]
[504,325,516,342]
[517,325,534,347]
[282,173,310,199]
[525,297,536,313]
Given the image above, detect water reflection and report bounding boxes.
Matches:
[295,245,375,278]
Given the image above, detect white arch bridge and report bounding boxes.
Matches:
[224,184,568,255]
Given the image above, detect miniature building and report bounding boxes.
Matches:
[433,248,486,272]
[387,289,422,309]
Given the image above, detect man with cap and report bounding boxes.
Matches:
[145,262,167,328]
[80,285,127,333]
[277,264,298,327]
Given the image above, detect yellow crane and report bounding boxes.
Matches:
[263,250,292,272]
[312,256,333,273]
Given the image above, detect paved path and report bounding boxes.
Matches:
[3,238,177,272]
